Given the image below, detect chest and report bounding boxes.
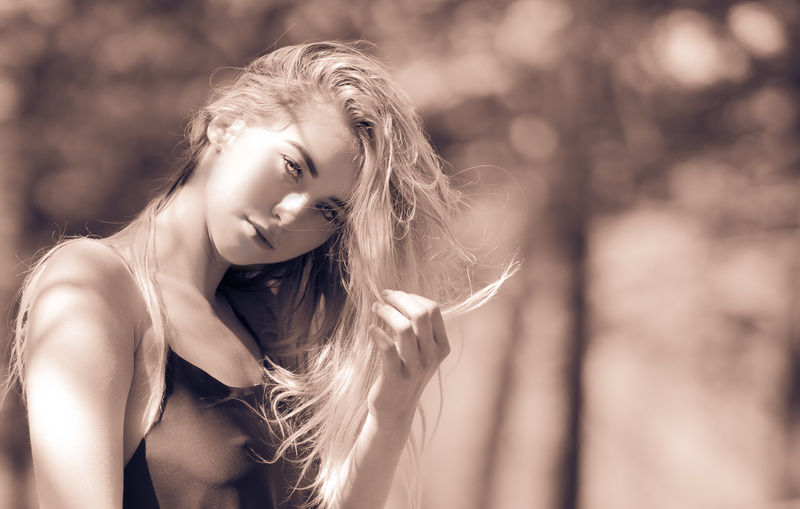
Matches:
[123,286,274,463]
[162,282,268,386]
[122,350,305,508]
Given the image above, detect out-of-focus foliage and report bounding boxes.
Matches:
[1,0,798,508]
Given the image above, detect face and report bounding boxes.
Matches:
[203,105,358,266]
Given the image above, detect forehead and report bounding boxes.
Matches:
[291,103,356,157]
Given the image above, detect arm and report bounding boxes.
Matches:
[336,290,450,509]
[23,241,141,509]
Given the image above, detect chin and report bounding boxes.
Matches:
[224,251,295,267]
[218,247,269,268]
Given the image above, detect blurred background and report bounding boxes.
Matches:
[1,0,798,507]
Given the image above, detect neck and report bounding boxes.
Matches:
[152,170,229,303]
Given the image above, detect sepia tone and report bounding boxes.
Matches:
[0,0,798,508]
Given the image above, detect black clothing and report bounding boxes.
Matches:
[122,349,305,508]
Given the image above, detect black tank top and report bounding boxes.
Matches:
[122,298,310,509]
[123,349,309,508]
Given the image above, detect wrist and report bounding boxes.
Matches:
[366,407,415,436]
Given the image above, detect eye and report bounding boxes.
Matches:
[316,203,340,223]
[283,155,303,181]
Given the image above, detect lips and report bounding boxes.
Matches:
[245,219,275,250]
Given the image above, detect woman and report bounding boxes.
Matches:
[8,42,514,508]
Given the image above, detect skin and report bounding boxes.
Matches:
[24,103,450,509]
[340,291,450,509]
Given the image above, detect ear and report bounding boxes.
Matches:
[207,117,245,152]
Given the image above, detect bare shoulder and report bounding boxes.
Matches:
[23,238,145,506]
[26,238,145,350]
[37,238,135,285]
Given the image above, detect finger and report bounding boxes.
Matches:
[372,302,419,364]
[380,290,434,344]
[408,294,450,357]
[368,325,402,373]
[381,290,439,363]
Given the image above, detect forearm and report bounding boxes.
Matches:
[335,412,414,509]
[336,289,449,508]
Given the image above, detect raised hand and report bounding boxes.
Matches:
[368,289,451,427]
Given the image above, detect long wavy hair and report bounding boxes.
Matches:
[9,41,516,508]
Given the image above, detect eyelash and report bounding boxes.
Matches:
[316,203,339,223]
[283,155,340,224]
[283,155,303,180]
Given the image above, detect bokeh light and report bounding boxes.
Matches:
[646,10,750,89]
[728,2,789,60]
[1,0,798,508]
[495,0,573,69]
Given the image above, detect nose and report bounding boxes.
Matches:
[274,192,310,229]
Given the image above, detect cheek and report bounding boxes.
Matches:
[283,227,335,260]
[301,227,334,251]
[241,167,282,204]
[208,167,264,210]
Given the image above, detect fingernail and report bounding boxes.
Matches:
[380,289,391,296]
[372,302,381,312]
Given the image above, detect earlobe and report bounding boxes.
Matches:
[207,118,245,152]
[207,120,226,152]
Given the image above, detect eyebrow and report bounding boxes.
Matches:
[286,140,318,178]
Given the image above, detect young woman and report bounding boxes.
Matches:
[8,41,514,508]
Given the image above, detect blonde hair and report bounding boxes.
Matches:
[9,41,516,508]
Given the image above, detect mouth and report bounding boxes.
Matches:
[245,219,274,250]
